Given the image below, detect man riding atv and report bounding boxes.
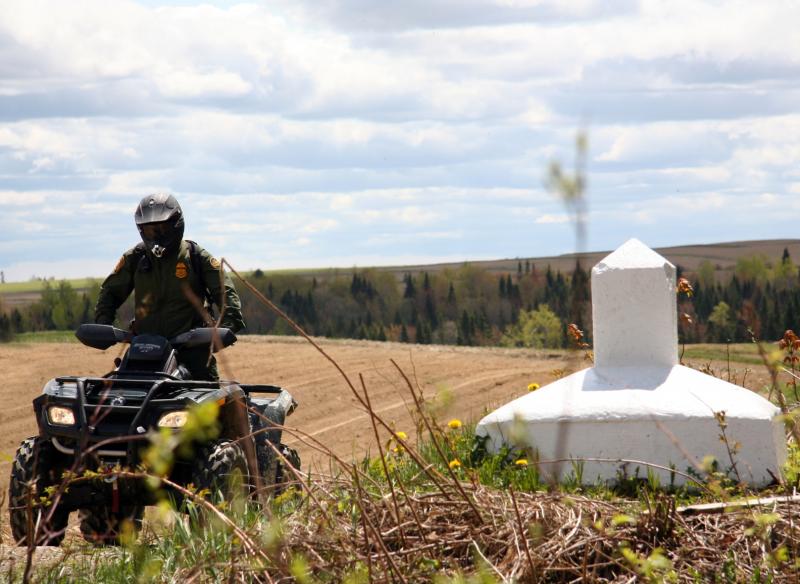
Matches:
[9,195,300,547]
[96,193,245,380]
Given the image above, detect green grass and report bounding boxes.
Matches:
[681,342,766,365]
[368,422,707,504]
[14,414,797,583]
[0,277,99,295]
[11,330,78,343]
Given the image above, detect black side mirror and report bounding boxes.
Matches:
[76,324,130,350]
[172,328,237,352]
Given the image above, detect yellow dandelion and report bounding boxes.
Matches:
[527,383,540,392]
[394,431,408,441]
[515,459,529,467]
[448,459,461,469]
[447,419,462,430]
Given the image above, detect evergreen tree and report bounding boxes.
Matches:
[0,312,12,342]
[10,308,22,332]
[459,310,473,345]
[403,274,416,298]
[416,320,432,344]
[425,295,438,328]
[569,260,590,332]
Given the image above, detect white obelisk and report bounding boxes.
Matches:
[476,239,786,486]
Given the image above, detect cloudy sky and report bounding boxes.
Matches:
[1,0,799,282]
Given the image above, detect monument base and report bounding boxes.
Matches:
[476,365,786,487]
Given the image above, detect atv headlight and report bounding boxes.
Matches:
[158,410,188,428]
[47,406,76,426]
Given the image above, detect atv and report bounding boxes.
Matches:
[9,324,300,546]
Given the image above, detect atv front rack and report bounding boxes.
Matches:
[37,376,297,465]
[38,376,238,462]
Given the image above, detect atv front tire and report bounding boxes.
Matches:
[9,437,69,546]
[191,440,250,503]
[79,505,144,546]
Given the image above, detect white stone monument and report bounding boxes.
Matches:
[476,239,786,486]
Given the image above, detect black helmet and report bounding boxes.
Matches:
[134,193,185,258]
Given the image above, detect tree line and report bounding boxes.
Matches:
[2,250,799,347]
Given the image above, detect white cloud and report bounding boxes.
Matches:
[0,1,798,281]
[80,202,134,214]
[330,194,354,210]
[535,214,570,224]
[301,219,339,234]
[360,206,439,225]
[0,192,46,205]
[154,69,252,99]
[758,193,778,205]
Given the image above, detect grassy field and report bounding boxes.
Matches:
[681,342,767,366]
[0,278,100,295]
[1,335,798,581]
[11,330,79,343]
[6,417,800,582]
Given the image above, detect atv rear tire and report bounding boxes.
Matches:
[9,437,69,546]
[79,505,144,546]
[191,440,250,503]
[275,444,301,493]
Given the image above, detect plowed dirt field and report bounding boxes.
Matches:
[0,336,775,477]
[0,336,575,480]
[0,336,775,565]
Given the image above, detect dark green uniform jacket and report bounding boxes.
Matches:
[95,240,245,379]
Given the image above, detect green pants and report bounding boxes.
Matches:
[176,346,219,381]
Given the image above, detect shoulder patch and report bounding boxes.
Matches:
[209,257,221,270]
[113,256,125,274]
[175,261,188,279]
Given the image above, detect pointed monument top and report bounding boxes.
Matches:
[591,238,678,368]
[594,238,675,273]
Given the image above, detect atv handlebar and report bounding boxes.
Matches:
[76,324,237,352]
[171,327,237,352]
[75,324,131,350]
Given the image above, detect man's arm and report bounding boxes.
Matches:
[95,250,137,325]
[199,248,245,333]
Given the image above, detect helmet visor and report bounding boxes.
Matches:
[140,222,172,241]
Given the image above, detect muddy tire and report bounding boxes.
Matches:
[191,440,250,503]
[79,505,143,546]
[9,437,69,546]
[275,444,301,493]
